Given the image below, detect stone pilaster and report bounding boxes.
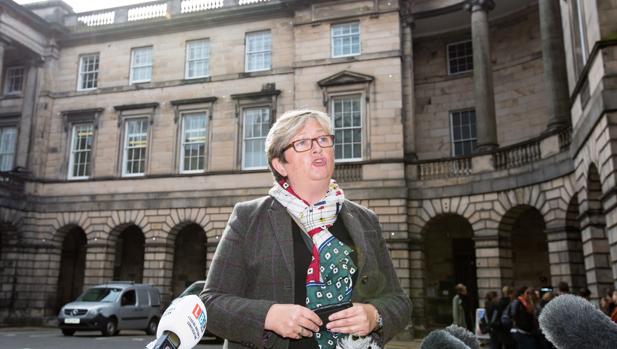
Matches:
[474,231,512,300]
[538,0,570,131]
[143,239,175,305]
[0,41,5,87]
[603,188,617,289]
[579,209,613,300]
[467,0,498,152]
[83,239,115,289]
[401,12,417,159]
[545,226,587,290]
[16,59,42,170]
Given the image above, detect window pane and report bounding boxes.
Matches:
[181,112,207,172]
[0,127,17,171]
[186,40,209,78]
[246,31,271,72]
[124,119,148,175]
[70,123,94,178]
[131,47,153,82]
[447,40,473,75]
[79,54,99,90]
[331,95,362,160]
[332,22,360,57]
[243,108,270,168]
[450,110,477,156]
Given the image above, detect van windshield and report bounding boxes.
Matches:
[78,287,122,302]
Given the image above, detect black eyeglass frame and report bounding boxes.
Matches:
[282,135,336,153]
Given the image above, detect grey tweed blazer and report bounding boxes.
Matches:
[201,196,412,349]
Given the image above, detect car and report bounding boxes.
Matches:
[57,281,161,337]
[173,280,222,342]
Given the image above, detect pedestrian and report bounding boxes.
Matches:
[577,288,591,301]
[492,286,516,349]
[508,286,539,349]
[556,281,570,296]
[452,283,473,331]
[200,109,412,349]
[611,290,617,324]
[482,291,500,349]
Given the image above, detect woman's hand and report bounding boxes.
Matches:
[264,304,322,339]
[325,303,378,337]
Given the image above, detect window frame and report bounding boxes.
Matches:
[244,30,272,73]
[449,109,477,157]
[446,39,473,76]
[331,21,361,58]
[77,53,100,91]
[129,46,153,84]
[185,39,210,79]
[329,93,364,162]
[0,126,18,172]
[4,66,25,96]
[67,122,95,180]
[179,110,208,174]
[121,117,149,177]
[241,106,271,170]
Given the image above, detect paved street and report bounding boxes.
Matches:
[0,327,223,349]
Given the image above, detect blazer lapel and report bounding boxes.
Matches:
[340,201,368,273]
[267,198,295,284]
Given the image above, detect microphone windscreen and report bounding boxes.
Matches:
[419,329,470,349]
[444,325,480,349]
[156,295,207,349]
[539,294,617,349]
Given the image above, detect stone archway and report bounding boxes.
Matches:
[422,214,477,328]
[171,223,207,298]
[501,205,550,289]
[55,226,87,312]
[113,225,145,282]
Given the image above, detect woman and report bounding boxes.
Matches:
[452,284,470,330]
[509,287,539,349]
[201,110,412,349]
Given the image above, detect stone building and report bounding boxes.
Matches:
[0,0,615,335]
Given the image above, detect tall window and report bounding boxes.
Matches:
[450,110,477,156]
[122,118,148,176]
[447,40,473,75]
[0,127,17,171]
[4,67,25,95]
[68,123,94,179]
[77,54,99,90]
[130,47,153,84]
[245,31,271,72]
[331,22,360,58]
[180,112,206,173]
[331,95,362,161]
[186,39,209,79]
[242,107,270,169]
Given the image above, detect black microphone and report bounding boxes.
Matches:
[420,325,479,349]
[539,294,617,349]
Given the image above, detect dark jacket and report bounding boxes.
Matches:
[510,299,537,334]
[201,196,412,349]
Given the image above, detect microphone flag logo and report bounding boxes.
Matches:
[192,303,207,331]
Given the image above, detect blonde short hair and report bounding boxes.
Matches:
[265,109,332,180]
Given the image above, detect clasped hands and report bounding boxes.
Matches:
[264,303,379,340]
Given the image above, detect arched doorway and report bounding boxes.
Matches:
[507,206,550,289]
[171,223,206,297]
[113,225,145,282]
[56,226,87,312]
[423,214,477,328]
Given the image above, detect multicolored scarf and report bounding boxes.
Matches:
[269,179,357,349]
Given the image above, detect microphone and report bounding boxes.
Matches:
[539,294,617,349]
[419,325,479,349]
[145,295,207,349]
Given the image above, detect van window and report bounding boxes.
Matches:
[78,287,122,302]
[137,289,148,306]
[121,290,136,306]
[149,289,160,307]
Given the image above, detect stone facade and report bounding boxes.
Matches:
[0,0,616,338]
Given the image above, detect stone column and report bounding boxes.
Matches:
[579,209,613,300]
[539,0,570,131]
[467,0,498,152]
[0,41,5,86]
[16,59,41,170]
[401,14,417,159]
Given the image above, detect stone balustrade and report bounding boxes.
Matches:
[413,127,571,180]
[66,0,273,29]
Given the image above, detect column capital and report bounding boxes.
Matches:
[465,0,495,13]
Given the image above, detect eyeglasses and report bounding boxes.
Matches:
[283,135,336,153]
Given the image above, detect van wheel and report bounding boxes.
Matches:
[145,317,158,335]
[102,317,118,336]
[61,329,75,336]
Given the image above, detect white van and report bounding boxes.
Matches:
[57,282,161,336]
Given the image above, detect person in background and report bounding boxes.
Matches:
[452,284,471,330]
[577,288,591,301]
[201,110,412,349]
[483,291,500,349]
[509,287,539,349]
[556,281,570,296]
[600,290,614,316]
[611,290,617,323]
